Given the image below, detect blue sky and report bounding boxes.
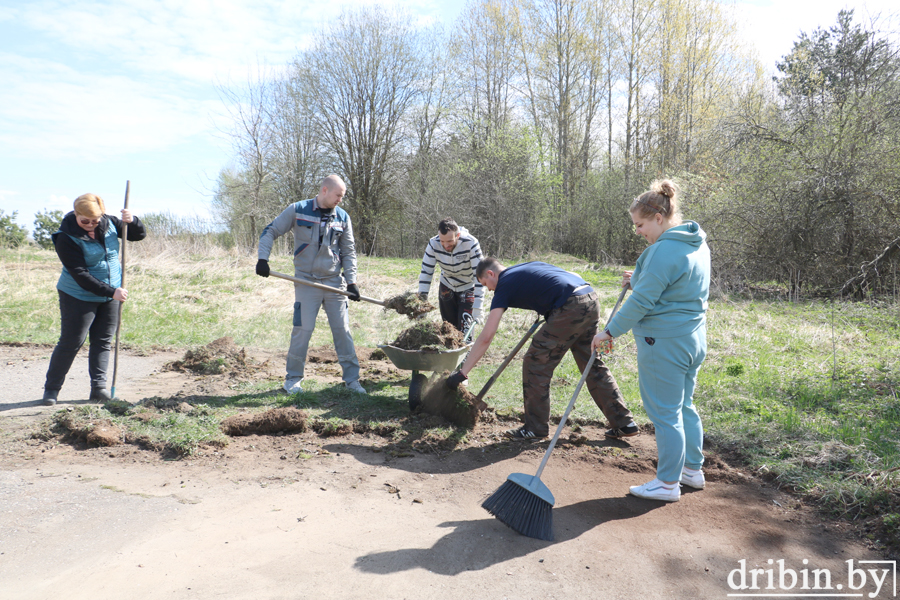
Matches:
[0,0,895,232]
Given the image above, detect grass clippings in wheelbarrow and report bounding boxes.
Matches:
[390,320,467,352]
[383,292,436,319]
[418,372,488,429]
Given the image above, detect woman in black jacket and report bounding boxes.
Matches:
[42,193,146,405]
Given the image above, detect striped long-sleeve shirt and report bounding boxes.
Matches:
[418,226,484,319]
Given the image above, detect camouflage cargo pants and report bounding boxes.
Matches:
[521,291,633,437]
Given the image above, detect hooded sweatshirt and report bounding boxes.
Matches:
[606,220,710,339]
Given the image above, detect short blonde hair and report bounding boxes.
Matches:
[73,193,106,219]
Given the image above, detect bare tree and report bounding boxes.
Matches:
[296,6,426,255]
[214,65,280,249]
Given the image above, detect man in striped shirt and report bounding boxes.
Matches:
[418,218,484,331]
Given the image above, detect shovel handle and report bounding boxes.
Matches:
[475,316,544,401]
[269,270,386,306]
[111,180,130,397]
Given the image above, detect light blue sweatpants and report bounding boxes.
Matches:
[635,326,706,482]
[287,273,360,384]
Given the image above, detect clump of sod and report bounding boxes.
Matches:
[390,320,466,352]
[383,292,435,319]
[163,337,269,378]
[417,372,487,429]
[220,407,309,436]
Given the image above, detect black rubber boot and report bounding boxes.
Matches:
[89,388,113,402]
[42,389,59,406]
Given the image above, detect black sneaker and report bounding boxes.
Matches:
[605,424,639,439]
[504,426,545,440]
[42,390,58,406]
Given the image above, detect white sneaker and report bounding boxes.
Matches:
[629,478,680,502]
[283,378,303,394]
[680,467,706,489]
[345,381,367,394]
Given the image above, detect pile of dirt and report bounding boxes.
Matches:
[390,321,466,352]
[220,407,309,436]
[163,337,269,378]
[417,372,488,429]
[383,292,435,319]
[53,412,122,447]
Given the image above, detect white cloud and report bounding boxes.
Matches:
[0,53,220,161]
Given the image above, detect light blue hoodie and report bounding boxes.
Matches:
[607,220,710,339]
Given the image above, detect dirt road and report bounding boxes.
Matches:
[0,344,892,600]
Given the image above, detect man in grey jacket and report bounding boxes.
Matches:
[255,174,365,395]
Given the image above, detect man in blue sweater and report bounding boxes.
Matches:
[448,257,637,439]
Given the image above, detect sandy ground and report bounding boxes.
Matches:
[0,343,894,600]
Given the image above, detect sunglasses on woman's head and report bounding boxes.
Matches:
[78,217,101,225]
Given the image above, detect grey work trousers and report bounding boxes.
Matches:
[287,273,360,383]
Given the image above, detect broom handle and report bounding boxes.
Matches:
[269,270,386,306]
[533,286,628,479]
[111,180,129,395]
[475,317,543,401]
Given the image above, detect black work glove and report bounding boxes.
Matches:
[256,259,270,277]
[446,369,468,390]
[346,283,361,301]
[418,292,429,302]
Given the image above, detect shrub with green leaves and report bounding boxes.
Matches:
[33,209,64,250]
[0,210,27,248]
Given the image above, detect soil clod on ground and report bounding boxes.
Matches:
[417,372,487,428]
[390,320,466,352]
[220,407,309,436]
[53,412,123,447]
[163,337,269,378]
[383,292,435,319]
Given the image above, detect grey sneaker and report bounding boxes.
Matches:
[680,468,706,489]
[283,378,303,394]
[345,381,367,394]
[42,389,58,406]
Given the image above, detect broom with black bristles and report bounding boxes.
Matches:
[481,285,628,540]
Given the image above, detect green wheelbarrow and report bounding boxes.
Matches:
[376,343,473,411]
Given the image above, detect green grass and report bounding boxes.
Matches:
[5,243,900,546]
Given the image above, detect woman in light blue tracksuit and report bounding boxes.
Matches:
[592,179,711,502]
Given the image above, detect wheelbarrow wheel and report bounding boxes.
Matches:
[408,373,427,411]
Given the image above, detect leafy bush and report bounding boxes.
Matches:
[33,209,64,250]
[0,210,27,248]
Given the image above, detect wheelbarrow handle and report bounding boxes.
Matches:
[269,270,386,306]
[475,316,544,402]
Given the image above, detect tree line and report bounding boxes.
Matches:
[8,1,891,299]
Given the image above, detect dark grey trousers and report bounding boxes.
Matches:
[44,290,120,392]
